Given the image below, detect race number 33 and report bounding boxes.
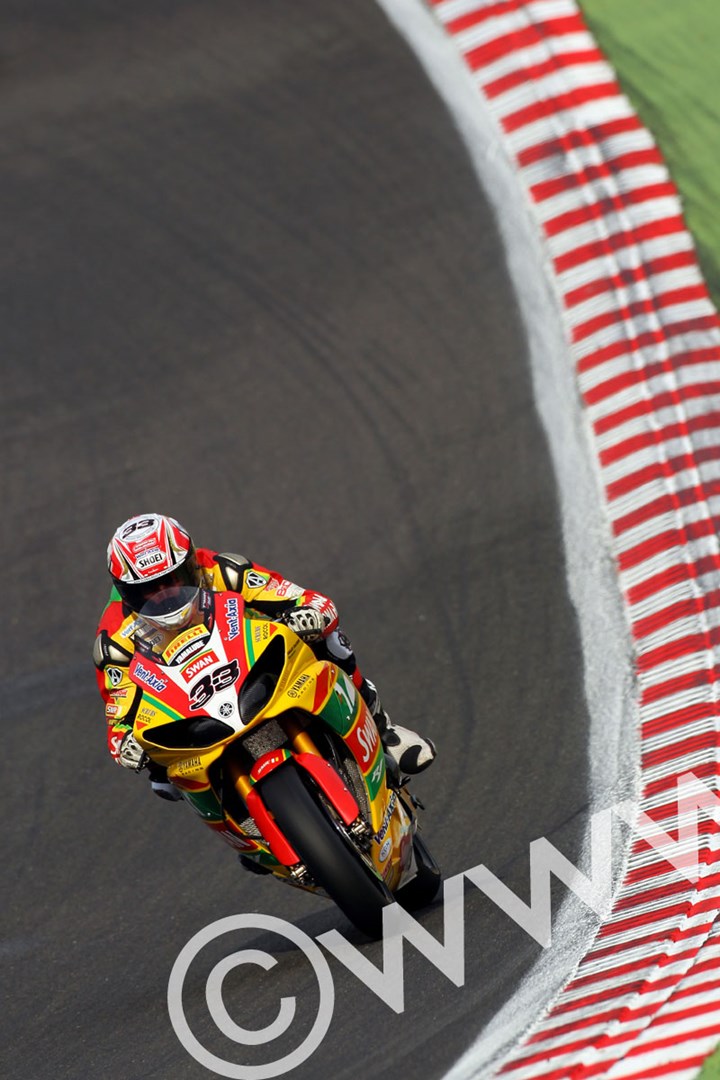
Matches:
[189,660,240,711]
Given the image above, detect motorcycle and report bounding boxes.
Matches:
[129,587,440,936]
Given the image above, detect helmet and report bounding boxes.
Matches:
[107,513,201,629]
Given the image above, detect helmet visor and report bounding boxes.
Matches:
[115,560,199,614]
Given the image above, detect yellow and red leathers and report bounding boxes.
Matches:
[93,549,355,763]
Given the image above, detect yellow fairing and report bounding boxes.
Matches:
[132,613,415,889]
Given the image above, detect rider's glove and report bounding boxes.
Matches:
[118,732,149,771]
[281,606,327,642]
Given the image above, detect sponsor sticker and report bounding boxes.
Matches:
[254,754,284,779]
[274,578,303,599]
[375,792,398,844]
[245,571,270,590]
[225,596,241,641]
[347,711,379,768]
[172,638,209,667]
[334,672,356,713]
[370,759,384,785]
[136,549,164,572]
[133,535,160,552]
[106,667,123,687]
[176,756,202,774]
[288,674,311,699]
[180,650,218,683]
[133,661,168,693]
[379,836,392,863]
[305,591,335,619]
[163,624,207,663]
[366,750,386,803]
[357,717,379,765]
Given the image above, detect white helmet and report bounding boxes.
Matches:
[107,513,200,629]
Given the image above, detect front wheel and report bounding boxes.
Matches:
[259,763,394,937]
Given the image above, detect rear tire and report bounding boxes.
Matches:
[259,763,394,937]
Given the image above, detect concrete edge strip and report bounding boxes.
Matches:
[378,0,720,1077]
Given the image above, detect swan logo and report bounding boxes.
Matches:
[181,651,218,682]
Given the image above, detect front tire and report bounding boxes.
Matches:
[259,763,394,937]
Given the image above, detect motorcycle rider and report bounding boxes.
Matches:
[94,513,436,804]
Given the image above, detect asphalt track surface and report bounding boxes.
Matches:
[2,3,590,1078]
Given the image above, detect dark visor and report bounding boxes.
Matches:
[116,561,198,614]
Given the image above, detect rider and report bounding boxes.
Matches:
[93,513,436,802]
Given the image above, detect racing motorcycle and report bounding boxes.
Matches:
[129,588,440,936]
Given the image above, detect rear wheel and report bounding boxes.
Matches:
[259,763,394,937]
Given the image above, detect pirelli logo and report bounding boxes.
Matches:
[163,624,207,663]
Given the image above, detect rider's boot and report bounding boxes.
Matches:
[360,679,436,776]
[148,762,183,801]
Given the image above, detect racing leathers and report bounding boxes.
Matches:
[93,550,434,792]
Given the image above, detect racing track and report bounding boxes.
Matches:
[2,2,592,1077]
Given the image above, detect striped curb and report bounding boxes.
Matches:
[424,0,720,1076]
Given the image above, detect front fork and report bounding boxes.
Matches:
[224,712,321,800]
[226,713,367,869]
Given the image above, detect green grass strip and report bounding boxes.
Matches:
[700,1042,720,1080]
[580,0,720,307]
